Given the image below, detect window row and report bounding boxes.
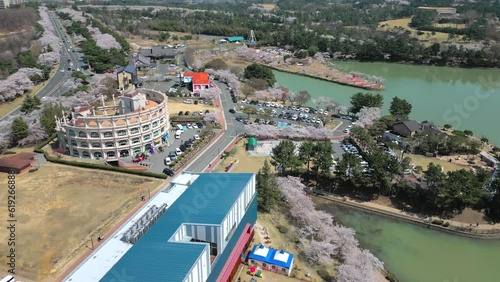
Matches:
[68,132,160,148]
[67,122,165,139]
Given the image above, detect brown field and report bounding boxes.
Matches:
[0,163,163,281]
[378,18,464,43]
[0,64,59,118]
[258,4,277,10]
[405,153,469,173]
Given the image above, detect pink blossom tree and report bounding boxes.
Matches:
[254,90,270,101]
[203,112,219,124]
[200,87,220,101]
[354,107,381,128]
[88,26,121,49]
[312,97,326,109]
[0,68,43,102]
[57,8,86,22]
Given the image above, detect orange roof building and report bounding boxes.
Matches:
[183,72,211,92]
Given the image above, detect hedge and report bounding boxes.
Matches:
[42,152,167,179]
[34,135,167,179]
[34,133,57,153]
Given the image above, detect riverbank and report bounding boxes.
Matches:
[313,192,500,239]
[264,63,385,91]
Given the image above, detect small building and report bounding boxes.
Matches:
[117,64,138,92]
[392,120,446,138]
[225,36,245,43]
[480,151,499,167]
[417,6,457,15]
[139,46,176,60]
[248,244,294,276]
[392,120,423,137]
[0,152,37,174]
[247,137,257,151]
[219,39,228,44]
[130,54,151,70]
[182,72,211,92]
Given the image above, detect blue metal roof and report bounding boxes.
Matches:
[226,36,245,42]
[248,244,294,269]
[118,64,136,74]
[101,173,254,282]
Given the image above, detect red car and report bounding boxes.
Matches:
[132,156,145,163]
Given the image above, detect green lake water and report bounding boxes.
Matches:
[327,204,500,282]
[273,62,500,144]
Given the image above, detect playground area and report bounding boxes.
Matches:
[248,140,301,157]
[0,163,162,281]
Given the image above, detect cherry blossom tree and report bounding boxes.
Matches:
[37,7,62,65]
[199,87,220,101]
[354,107,381,128]
[57,8,86,22]
[312,97,326,109]
[88,26,121,49]
[324,98,338,112]
[203,112,219,123]
[72,34,87,45]
[38,52,60,67]
[254,90,270,101]
[18,122,47,146]
[0,68,43,102]
[314,52,325,63]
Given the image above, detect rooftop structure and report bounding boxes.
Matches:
[55,89,170,160]
[117,64,138,91]
[139,45,176,59]
[183,72,211,92]
[225,36,245,43]
[417,6,457,15]
[66,172,257,282]
[130,54,152,69]
[0,152,37,174]
[248,244,295,276]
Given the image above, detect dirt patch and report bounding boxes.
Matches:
[0,163,162,281]
[378,18,465,44]
[451,207,489,225]
[126,33,214,52]
[406,153,469,172]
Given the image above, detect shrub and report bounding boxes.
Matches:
[386,273,396,282]
[42,152,167,179]
[442,222,450,227]
[277,225,289,234]
[432,219,444,225]
[317,268,332,281]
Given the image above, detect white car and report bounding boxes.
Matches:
[323,111,328,115]
[344,128,350,133]
[175,148,182,155]
[192,123,198,129]
[194,134,200,140]
[199,110,203,115]
[164,157,172,166]
[186,123,193,129]
[319,109,324,114]
[315,119,321,124]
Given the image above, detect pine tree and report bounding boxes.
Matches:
[256,160,281,212]
[20,94,42,113]
[11,117,29,143]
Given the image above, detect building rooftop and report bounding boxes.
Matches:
[183,72,210,85]
[226,36,245,42]
[0,153,36,170]
[248,244,294,269]
[100,172,254,282]
[117,64,136,74]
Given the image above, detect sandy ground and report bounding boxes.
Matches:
[168,98,217,116]
[0,163,162,281]
[213,141,273,173]
[127,32,215,52]
[257,4,277,10]
[405,153,470,172]
[378,18,464,43]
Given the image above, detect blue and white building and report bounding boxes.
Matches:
[248,244,295,276]
[65,172,257,282]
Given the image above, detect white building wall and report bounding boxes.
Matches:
[221,175,256,251]
[184,245,210,282]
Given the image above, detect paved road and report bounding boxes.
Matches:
[0,13,81,120]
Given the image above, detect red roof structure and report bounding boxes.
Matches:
[183,72,210,85]
[0,152,36,174]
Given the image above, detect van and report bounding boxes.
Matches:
[176,124,184,131]
[175,130,182,139]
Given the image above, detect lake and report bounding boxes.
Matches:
[273,62,500,144]
[317,201,500,282]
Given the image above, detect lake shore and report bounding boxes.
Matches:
[264,63,385,91]
[313,192,500,239]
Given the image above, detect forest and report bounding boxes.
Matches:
[82,0,500,68]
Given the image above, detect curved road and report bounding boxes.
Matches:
[0,12,84,120]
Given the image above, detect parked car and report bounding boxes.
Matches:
[194,134,200,140]
[186,123,193,129]
[179,144,187,151]
[168,151,177,160]
[194,100,198,105]
[163,168,175,177]
[229,109,236,114]
[192,123,198,129]
[175,148,182,155]
[164,157,172,166]
[184,111,190,115]
[178,111,183,116]
[205,109,210,114]
[196,122,204,128]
